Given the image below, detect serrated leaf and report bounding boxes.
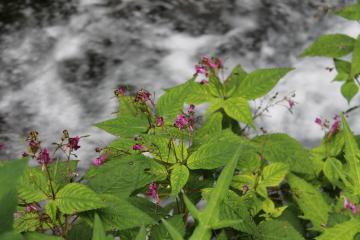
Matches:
[236,68,293,100]
[95,116,148,138]
[0,158,27,233]
[323,157,350,187]
[223,97,254,127]
[224,64,248,97]
[334,58,351,81]
[0,231,23,240]
[287,174,330,231]
[337,4,360,20]
[170,164,189,196]
[301,34,355,58]
[254,133,314,175]
[55,183,105,214]
[342,114,360,194]
[68,221,92,240]
[341,80,359,103]
[45,200,57,223]
[92,213,108,240]
[257,219,304,240]
[23,232,63,240]
[162,219,184,240]
[86,155,166,198]
[18,167,48,203]
[135,225,146,240]
[14,212,40,233]
[152,215,185,240]
[316,218,360,240]
[257,163,288,197]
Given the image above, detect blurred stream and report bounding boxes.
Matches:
[0,0,359,167]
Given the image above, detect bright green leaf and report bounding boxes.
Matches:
[351,36,360,78]
[95,116,148,138]
[316,218,360,240]
[257,219,304,240]
[341,80,359,103]
[170,165,189,196]
[223,97,254,127]
[337,4,360,20]
[135,226,146,240]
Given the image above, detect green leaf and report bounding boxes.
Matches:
[207,72,224,97]
[55,183,105,214]
[48,160,79,192]
[68,221,92,240]
[0,231,23,240]
[0,159,27,233]
[18,167,48,203]
[254,133,314,175]
[170,164,189,196]
[14,212,40,233]
[257,219,304,240]
[341,80,359,103]
[161,219,184,240]
[86,155,165,198]
[23,232,62,240]
[236,68,293,100]
[223,97,254,127]
[323,157,350,187]
[334,59,351,81]
[337,4,360,20]
[92,213,107,240]
[224,64,247,97]
[152,215,185,240]
[192,112,223,149]
[287,174,330,231]
[189,150,240,240]
[86,194,155,231]
[342,114,360,194]
[95,116,148,138]
[135,226,146,240]
[351,36,360,78]
[257,163,288,197]
[316,218,360,240]
[301,34,355,58]
[45,200,57,223]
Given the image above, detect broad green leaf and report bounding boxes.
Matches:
[152,215,185,240]
[0,159,27,233]
[342,114,360,194]
[189,150,240,240]
[95,116,148,138]
[68,221,92,240]
[135,226,146,240]
[257,219,304,240]
[85,194,154,231]
[341,80,359,103]
[257,163,288,197]
[334,59,351,81]
[86,155,166,198]
[352,36,360,78]
[224,64,247,97]
[223,97,254,127]
[143,136,185,164]
[317,218,360,240]
[161,219,184,240]
[287,174,330,231]
[192,112,223,149]
[323,157,350,187]
[170,164,189,196]
[117,96,139,118]
[18,167,48,203]
[45,200,57,223]
[14,212,40,233]
[92,213,108,240]
[311,130,345,159]
[337,4,360,20]
[236,68,293,100]
[48,160,79,192]
[301,34,355,58]
[0,231,23,240]
[207,72,224,97]
[55,183,105,214]
[254,133,314,175]
[23,232,62,240]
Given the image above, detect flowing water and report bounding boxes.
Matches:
[0,0,359,167]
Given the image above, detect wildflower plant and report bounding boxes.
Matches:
[1,2,360,240]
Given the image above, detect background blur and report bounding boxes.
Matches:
[0,0,359,167]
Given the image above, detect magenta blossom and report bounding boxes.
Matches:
[25,204,38,213]
[199,79,209,85]
[114,86,126,96]
[135,89,151,103]
[187,104,195,114]
[286,98,296,109]
[329,115,341,134]
[242,184,249,194]
[0,144,4,151]
[29,140,40,154]
[132,144,145,151]
[147,182,160,204]
[201,56,223,69]
[68,136,81,150]
[156,116,164,127]
[174,114,189,129]
[195,65,207,74]
[315,117,322,126]
[92,154,108,166]
[344,198,358,215]
[37,148,52,165]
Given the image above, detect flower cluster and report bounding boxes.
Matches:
[37,148,52,165]
[114,86,126,97]
[92,154,108,166]
[315,115,341,134]
[147,182,160,204]
[344,198,358,215]
[173,104,195,131]
[194,56,223,84]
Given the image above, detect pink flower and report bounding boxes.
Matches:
[29,140,40,154]
[199,79,209,85]
[187,104,195,114]
[344,198,351,209]
[25,204,38,213]
[135,89,152,103]
[132,144,145,151]
[344,198,358,215]
[329,115,341,134]
[0,144,4,151]
[286,98,296,109]
[195,65,207,74]
[37,148,51,165]
[92,154,108,166]
[174,114,189,129]
[114,86,126,96]
[68,136,80,151]
[201,56,223,69]
[315,117,322,126]
[156,116,164,127]
[242,184,249,194]
[147,183,160,204]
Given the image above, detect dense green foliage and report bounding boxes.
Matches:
[1,2,360,239]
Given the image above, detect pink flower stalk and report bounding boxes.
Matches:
[329,115,341,134]
[92,154,108,166]
[174,114,189,129]
[199,79,209,85]
[187,104,195,114]
[195,65,207,74]
[114,86,126,96]
[68,136,80,150]
[147,183,160,204]
[132,144,145,151]
[201,56,223,69]
[156,116,164,127]
[37,148,51,165]
[135,89,152,103]
[344,198,358,215]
